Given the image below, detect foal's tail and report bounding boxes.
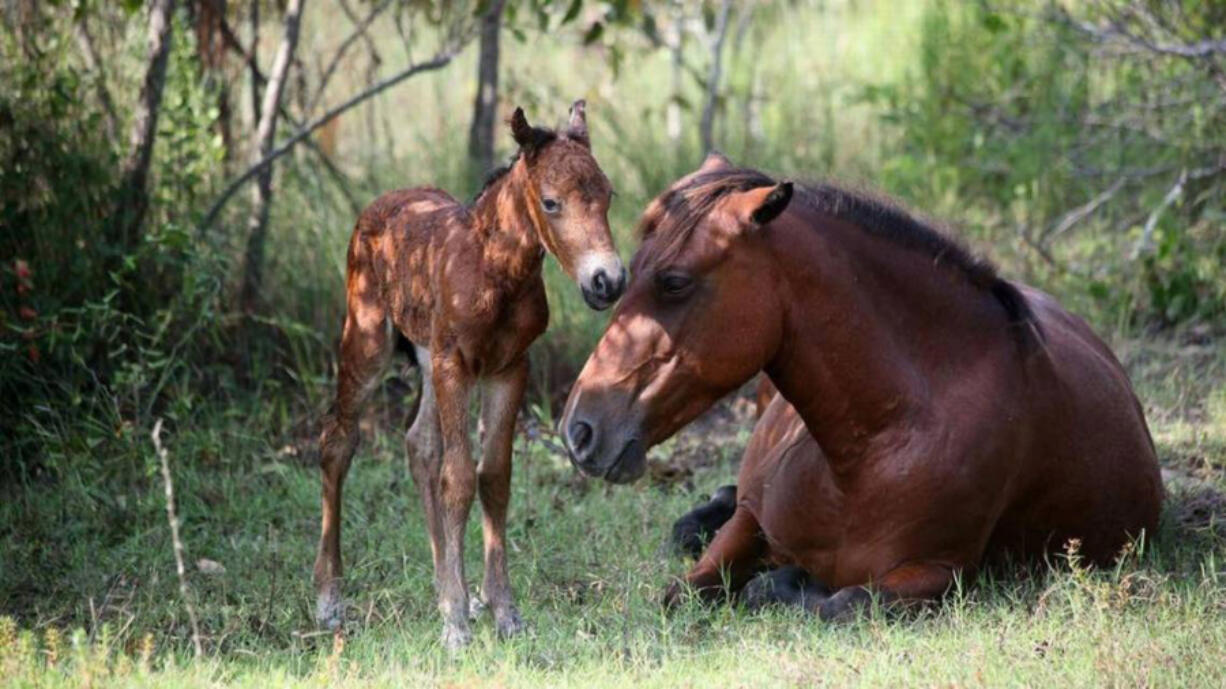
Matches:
[991,279,1045,355]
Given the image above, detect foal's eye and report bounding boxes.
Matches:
[654,271,694,300]
[542,198,562,214]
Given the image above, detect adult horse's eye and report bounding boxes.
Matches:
[542,198,561,214]
[654,271,694,300]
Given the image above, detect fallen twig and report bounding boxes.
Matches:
[152,418,204,658]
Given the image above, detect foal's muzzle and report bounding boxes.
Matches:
[581,265,626,311]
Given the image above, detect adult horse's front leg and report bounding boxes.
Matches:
[663,506,767,607]
[477,358,528,637]
[817,561,957,621]
[431,350,477,649]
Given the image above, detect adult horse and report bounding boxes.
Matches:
[560,154,1162,619]
[314,102,625,648]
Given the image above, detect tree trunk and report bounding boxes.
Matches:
[700,0,733,154]
[240,0,305,313]
[467,0,506,177]
[112,0,176,251]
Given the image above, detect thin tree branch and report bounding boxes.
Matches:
[73,16,119,141]
[307,0,392,116]
[152,419,204,658]
[201,49,461,230]
[700,0,734,154]
[1042,177,1126,244]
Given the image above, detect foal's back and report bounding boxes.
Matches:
[347,186,468,345]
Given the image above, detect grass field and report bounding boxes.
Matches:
[3,331,1224,688]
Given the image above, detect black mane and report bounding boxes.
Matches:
[637,166,1043,351]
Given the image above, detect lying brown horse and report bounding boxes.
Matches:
[561,153,1163,619]
[314,101,624,648]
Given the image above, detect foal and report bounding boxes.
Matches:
[313,101,624,648]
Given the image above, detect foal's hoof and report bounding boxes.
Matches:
[494,607,526,638]
[316,585,345,631]
[440,621,473,651]
[743,566,830,612]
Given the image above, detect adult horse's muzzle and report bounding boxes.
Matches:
[560,397,647,484]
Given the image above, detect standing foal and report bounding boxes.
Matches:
[313,101,624,648]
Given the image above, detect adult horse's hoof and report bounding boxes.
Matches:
[316,583,345,631]
[670,485,738,559]
[440,620,473,651]
[743,566,830,612]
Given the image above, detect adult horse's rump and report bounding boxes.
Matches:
[561,153,1162,618]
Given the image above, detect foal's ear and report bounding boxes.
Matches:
[729,181,794,229]
[509,106,553,154]
[698,150,733,174]
[564,99,590,148]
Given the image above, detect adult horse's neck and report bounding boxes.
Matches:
[470,162,548,291]
[764,207,1015,470]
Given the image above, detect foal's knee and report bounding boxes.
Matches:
[320,417,358,475]
[440,453,477,511]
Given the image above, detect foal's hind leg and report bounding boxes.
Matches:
[313,294,391,629]
[405,346,444,578]
[477,357,528,637]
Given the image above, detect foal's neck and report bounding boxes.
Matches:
[471,163,547,290]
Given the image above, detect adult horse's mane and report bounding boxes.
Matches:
[637,166,1043,351]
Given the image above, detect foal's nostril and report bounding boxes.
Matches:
[592,269,611,299]
[568,420,595,460]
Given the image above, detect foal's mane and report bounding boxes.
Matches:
[637,166,1043,351]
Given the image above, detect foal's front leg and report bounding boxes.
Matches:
[431,351,477,649]
[477,358,528,636]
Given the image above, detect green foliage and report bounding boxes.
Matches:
[869,0,1226,326]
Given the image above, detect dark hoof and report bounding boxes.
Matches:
[742,565,831,612]
[670,485,737,558]
[817,586,875,622]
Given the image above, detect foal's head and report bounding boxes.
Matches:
[560,153,793,482]
[505,101,624,310]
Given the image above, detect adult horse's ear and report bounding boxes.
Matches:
[564,99,589,147]
[699,150,733,173]
[509,106,552,154]
[731,181,794,229]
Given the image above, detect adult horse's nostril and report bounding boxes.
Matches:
[568,420,595,461]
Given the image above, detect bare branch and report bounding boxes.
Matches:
[152,419,204,658]
[700,0,734,154]
[201,49,462,230]
[307,0,392,117]
[241,0,307,312]
[1042,177,1126,244]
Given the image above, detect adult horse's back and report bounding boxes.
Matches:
[560,154,1161,617]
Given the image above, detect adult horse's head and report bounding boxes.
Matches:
[507,100,624,310]
[561,153,794,482]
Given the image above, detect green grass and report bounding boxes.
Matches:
[2,334,1225,688]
